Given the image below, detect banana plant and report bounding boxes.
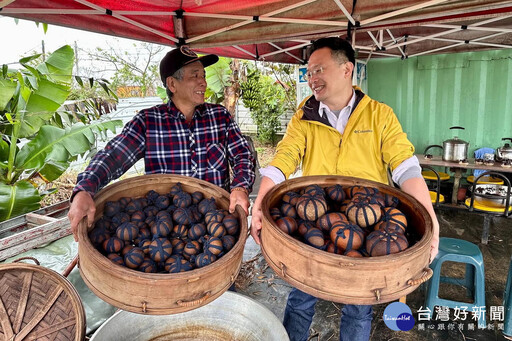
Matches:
[0,45,122,221]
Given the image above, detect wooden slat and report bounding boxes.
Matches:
[0,225,72,261]
[0,292,15,340]
[0,201,69,237]
[25,213,58,225]
[0,217,70,252]
[0,215,28,235]
[31,201,70,217]
[14,287,63,341]
[25,317,76,341]
[13,272,33,333]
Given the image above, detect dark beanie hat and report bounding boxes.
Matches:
[160,46,219,85]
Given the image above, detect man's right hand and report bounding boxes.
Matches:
[68,191,96,242]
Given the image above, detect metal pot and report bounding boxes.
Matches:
[496,138,512,161]
[442,126,469,162]
[90,291,289,341]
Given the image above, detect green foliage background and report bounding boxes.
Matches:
[0,46,121,221]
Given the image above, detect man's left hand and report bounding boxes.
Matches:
[229,190,250,215]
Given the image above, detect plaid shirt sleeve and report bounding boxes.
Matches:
[225,111,256,193]
[73,112,146,198]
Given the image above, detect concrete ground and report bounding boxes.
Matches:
[237,209,512,341]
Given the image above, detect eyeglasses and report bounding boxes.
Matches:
[304,61,348,81]
[304,66,324,81]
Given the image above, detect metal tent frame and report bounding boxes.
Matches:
[1,0,512,63]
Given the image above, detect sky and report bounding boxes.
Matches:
[2,17,114,64]
[1,17,168,78]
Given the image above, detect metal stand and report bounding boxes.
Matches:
[481,214,492,245]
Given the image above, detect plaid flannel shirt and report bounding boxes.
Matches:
[73,101,255,198]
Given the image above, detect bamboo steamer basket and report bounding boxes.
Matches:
[78,174,247,315]
[260,175,433,305]
[0,259,86,340]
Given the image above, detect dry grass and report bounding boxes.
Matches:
[235,253,261,290]
[254,141,277,168]
[40,171,79,207]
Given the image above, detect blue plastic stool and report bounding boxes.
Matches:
[425,237,486,328]
[504,255,512,339]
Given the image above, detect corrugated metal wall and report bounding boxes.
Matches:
[367,49,512,157]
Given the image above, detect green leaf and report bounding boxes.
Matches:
[0,139,9,162]
[37,159,68,182]
[40,187,57,197]
[43,23,48,34]
[22,63,39,79]
[5,113,14,124]
[36,45,74,83]
[19,54,42,66]
[2,64,7,78]
[205,57,231,103]
[156,87,167,102]
[0,180,41,221]
[0,78,16,111]
[25,75,39,90]
[15,120,122,181]
[75,76,84,87]
[19,78,71,137]
[98,82,111,96]
[89,77,94,88]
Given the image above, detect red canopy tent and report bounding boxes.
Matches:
[1,0,512,63]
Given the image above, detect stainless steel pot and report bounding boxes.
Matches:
[442,126,469,162]
[90,291,289,341]
[496,138,512,161]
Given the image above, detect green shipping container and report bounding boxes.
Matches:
[367,49,512,158]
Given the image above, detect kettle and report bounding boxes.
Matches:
[423,144,443,159]
[496,138,512,161]
[442,126,469,162]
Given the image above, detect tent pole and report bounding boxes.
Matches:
[187,0,319,44]
[386,29,406,58]
[360,0,450,26]
[409,42,465,57]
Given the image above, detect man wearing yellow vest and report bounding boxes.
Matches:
[250,37,439,341]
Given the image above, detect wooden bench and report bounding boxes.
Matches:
[0,201,71,261]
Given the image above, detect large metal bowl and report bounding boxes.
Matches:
[90,291,289,341]
[474,184,511,208]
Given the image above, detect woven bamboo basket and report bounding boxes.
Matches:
[0,260,86,340]
[78,174,247,315]
[260,175,433,305]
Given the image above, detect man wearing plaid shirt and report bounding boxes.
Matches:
[68,47,256,240]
